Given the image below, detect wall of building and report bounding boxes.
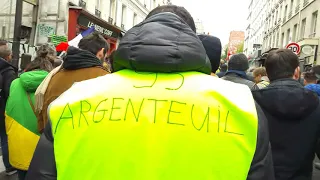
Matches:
[244,0,268,56]
[261,0,320,65]
[195,19,205,34]
[228,31,245,58]
[0,0,165,46]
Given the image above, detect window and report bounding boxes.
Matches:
[284,5,288,20]
[311,11,318,37]
[300,18,306,39]
[133,13,137,26]
[290,0,294,12]
[287,29,291,43]
[95,0,101,17]
[96,0,100,8]
[121,5,127,29]
[109,0,115,19]
[292,24,298,42]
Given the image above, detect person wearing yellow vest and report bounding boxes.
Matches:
[26,5,274,180]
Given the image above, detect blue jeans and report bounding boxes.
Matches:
[0,128,11,169]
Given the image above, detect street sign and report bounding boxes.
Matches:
[23,0,38,5]
[286,42,301,55]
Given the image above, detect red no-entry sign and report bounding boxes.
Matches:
[286,42,301,55]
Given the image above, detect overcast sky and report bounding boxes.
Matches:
[172,0,250,46]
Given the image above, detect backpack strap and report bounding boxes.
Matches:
[26,92,36,115]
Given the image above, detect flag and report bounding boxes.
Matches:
[68,26,95,48]
[55,26,95,52]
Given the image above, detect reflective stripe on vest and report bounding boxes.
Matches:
[49,69,258,180]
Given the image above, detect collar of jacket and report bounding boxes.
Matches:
[269,78,302,88]
[63,47,103,70]
[225,70,248,79]
[0,57,18,71]
[113,12,211,74]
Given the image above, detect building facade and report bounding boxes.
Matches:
[228,31,245,59]
[244,0,268,56]
[0,0,165,54]
[262,0,320,65]
[195,19,205,34]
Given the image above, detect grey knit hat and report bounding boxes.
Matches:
[228,53,249,71]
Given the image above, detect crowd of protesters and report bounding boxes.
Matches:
[0,4,320,180]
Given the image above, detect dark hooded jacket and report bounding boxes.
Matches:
[252,78,320,180]
[0,57,17,134]
[26,13,274,180]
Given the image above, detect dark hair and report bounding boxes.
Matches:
[304,71,317,83]
[312,65,320,75]
[108,51,116,73]
[78,32,109,56]
[146,5,196,32]
[265,49,299,81]
[25,44,56,72]
[220,64,228,72]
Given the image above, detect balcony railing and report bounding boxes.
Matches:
[283,16,287,23]
[288,11,292,19]
[79,0,86,8]
[108,17,113,24]
[303,0,309,7]
[295,4,300,13]
[95,9,101,17]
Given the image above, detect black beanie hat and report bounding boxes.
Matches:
[228,53,249,71]
[198,35,222,73]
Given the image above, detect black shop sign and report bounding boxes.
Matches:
[77,14,119,39]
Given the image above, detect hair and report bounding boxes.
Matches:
[265,49,299,81]
[0,39,7,46]
[107,51,116,73]
[312,65,320,75]
[220,64,228,72]
[25,44,56,72]
[253,67,267,77]
[304,71,317,83]
[146,5,196,32]
[78,32,109,56]
[0,45,11,59]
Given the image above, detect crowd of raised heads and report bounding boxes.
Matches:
[1,4,320,180]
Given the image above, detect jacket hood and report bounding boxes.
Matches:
[252,79,319,120]
[20,70,48,92]
[114,12,211,74]
[0,57,18,71]
[63,47,102,70]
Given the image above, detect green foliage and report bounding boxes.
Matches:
[221,44,228,60]
[236,41,244,53]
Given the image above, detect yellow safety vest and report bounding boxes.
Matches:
[49,69,258,180]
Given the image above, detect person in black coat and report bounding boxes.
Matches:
[252,49,320,180]
[0,40,17,175]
